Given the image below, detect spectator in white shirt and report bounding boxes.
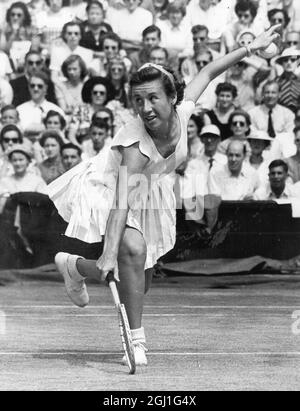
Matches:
[50,21,94,83]
[254,159,297,199]
[156,1,191,61]
[17,71,65,136]
[208,139,259,200]
[249,80,296,157]
[106,0,153,51]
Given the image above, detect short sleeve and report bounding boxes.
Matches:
[111,118,153,160]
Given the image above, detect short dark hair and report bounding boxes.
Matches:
[28,71,50,87]
[25,50,42,63]
[191,25,209,36]
[61,143,82,157]
[215,82,238,99]
[142,25,161,40]
[61,54,88,81]
[262,80,280,93]
[229,109,252,135]
[129,65,185,109]
[166,1,186,17]
[235,0,258,20]
[44,110,67,130]
[100,32,122,51]
[62,21,83,43]
[269,159,288,173]
[90,118,110,132]
[1,104,18,116]
[86,0,104,12]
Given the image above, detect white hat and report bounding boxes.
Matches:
[275,47,300,64]
[248,130,273,142]
[200,125,221,138]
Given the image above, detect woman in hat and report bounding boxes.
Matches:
[275,47,300,113]
[0,143,47,204]
[246,130,274,185]
[38,130,65,184]
[0,124,23,180]
[50,25,281,366]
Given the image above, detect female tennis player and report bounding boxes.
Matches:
[49,26,280,366]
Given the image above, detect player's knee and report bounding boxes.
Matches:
[120,235,146,261]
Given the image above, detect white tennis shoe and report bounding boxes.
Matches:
[55,252,89,308]
[122,341,148,366]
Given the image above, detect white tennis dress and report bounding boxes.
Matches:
[48,100,195,269]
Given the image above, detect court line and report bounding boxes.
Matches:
[0,352,300,356]
[1,305,299,309]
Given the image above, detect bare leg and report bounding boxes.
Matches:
[75,228,147,330]
[117,227,147,330]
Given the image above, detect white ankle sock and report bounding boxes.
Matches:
[131,327,146,343]
[68,255,85,281]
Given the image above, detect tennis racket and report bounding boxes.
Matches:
[107,272,136,374]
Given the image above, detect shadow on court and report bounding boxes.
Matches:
[0,273,300,391]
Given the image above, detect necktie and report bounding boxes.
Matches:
[267,109,276,138]
[208,157,214,170]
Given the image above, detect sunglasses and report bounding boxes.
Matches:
[11,12,23,17]
[232,121,246,127]
[272,18,283,23]
[29,83,44,89]
[3,137,19,143]
[287,41,299,46]
[92,90,106,96]
[27,60,42,66]
[282,57,299,63]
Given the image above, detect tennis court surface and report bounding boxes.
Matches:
[0,271,300,391]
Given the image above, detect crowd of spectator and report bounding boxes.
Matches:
[2,0,300,219]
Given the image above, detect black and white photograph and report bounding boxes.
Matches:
[0,0,300,393]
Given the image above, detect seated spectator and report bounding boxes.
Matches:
[55,54,88,115]
[205,83,238,141]
[50,21,94,83]
[152,0,169,23]
[128,25,161,73]
[36,0,74,50]
[185,0,231,43]
[223,0,264,52]
[249,80,296,157]
[106,0,153,51]
[17,71,65,137]
[184,125,227,194]
[218,109,252,156]
[80,0,113,52]
[187,114,204,158]
[11,50,57,107]
[38,130,65,184]
[105,57,129,108]
[285,126,300,183]
[192,47,225,111]
[149,46,169,66]
[44,110,67,135]
[0,2,40,73]
[275,48,300,113]
[0,105,20,127]
[81,119,111,160]
[268,8,291,45]
[90,32,132,77]
[156,1,191,62]
[61,143,82,171]
[208,139,259,200]
[181,24,221,83]
[254,159,297,199]
[0,144,47,201]
[246,130,273,185]
[91,107,115,138]
[285,30,300,49]
[0,124,23,179]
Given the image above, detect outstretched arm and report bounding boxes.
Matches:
[185,25,281,103]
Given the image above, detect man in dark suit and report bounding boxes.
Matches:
[10,51,57,107]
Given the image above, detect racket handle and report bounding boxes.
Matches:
[107,271,121,305]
